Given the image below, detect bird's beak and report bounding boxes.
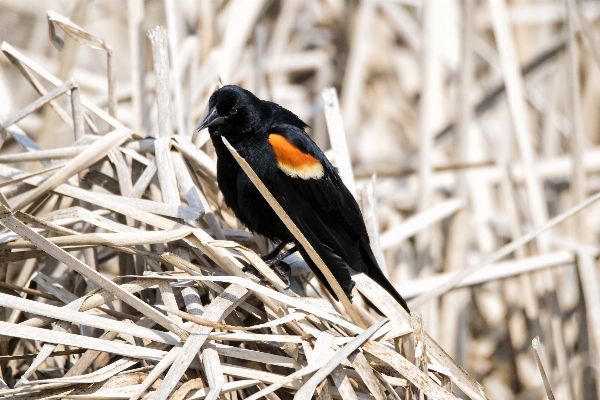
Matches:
[197,106,224,131]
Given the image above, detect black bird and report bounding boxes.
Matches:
[198,85,409,312]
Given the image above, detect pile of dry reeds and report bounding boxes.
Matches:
[1,0,600,399]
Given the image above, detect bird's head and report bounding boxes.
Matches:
[197,85,263,140]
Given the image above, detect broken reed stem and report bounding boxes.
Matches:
[532,336,556,400]
[164,0,186,135]
[322,87,356,196]
[70,85,84,141]
[360,175,388,278]
[128,0,147,135]
[148,26,173,138]
[106,45,117,118]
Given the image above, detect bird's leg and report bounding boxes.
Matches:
[267,246,298,284]
[242,241,290,277]
[261,241,289,263]
[243,242,298,283]
[265,246,298,266]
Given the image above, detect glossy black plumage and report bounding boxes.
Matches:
[198,85,409,312]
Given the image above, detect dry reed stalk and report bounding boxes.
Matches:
[46,10,117,118]
[127,0,147,136]
[322,87,356,197]
[164,0,186,136]
[566,1,588,241]
[532,336,556,400]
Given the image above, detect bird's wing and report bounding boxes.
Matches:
[266,124,372,273]
[265,124,410,310]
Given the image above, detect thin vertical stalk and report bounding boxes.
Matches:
[566,1,588,239]
[164,0,186,135]
[148,26,173,138]
[128,0,148,135]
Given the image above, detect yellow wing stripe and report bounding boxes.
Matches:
[268,134,324,179]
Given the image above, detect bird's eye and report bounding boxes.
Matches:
[229,108,238,115]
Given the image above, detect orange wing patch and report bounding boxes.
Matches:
[268,134,324,179]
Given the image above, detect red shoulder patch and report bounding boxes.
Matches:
[268,134,324,179]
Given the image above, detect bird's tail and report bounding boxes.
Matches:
[359,245,410,313]
[366,265,410,312]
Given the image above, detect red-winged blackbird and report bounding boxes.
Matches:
[198,85,409,312]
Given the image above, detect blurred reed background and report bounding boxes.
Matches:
[1,0,600,399]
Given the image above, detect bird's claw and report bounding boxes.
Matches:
[272,260,292,285]
[242,265,262,278]
[263,246,299,267]
[242,260,292,286]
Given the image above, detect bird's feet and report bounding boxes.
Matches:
[263,246,298,266]
[242,260,292,284]
[242,244,298,285]
[272,260,292,282]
